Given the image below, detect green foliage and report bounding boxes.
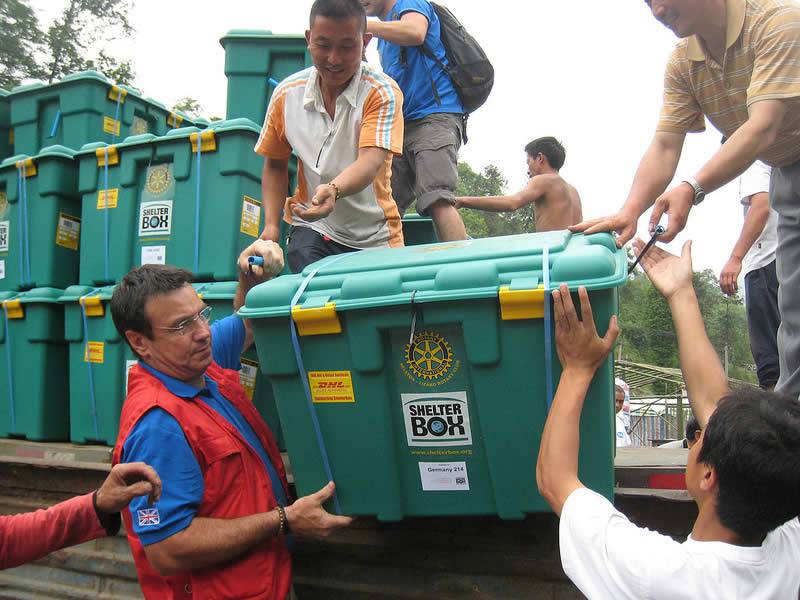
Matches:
[0,0,135,88]
[618,267,757,390]
[454,162,536,238]
[173,96,203,119]
[0,0,46,88]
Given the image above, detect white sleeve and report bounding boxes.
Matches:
[559,488,689,600]
[738,160,772,204]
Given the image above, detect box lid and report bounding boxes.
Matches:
[240,232,626,319]
[0,145,75,168]
[0,288,64,304]
[58,285,115,303]
[194,282,237,300]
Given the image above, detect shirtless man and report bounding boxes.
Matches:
[455,137,582,232]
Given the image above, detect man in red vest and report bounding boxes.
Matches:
[110,239,352,600]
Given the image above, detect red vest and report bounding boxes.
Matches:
[112,362,292,600]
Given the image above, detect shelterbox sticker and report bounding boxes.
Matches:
[240,357,259,400]
[55,213,81,250]
[401,392,471,447]
[139,200,173,237]
[84,341,104,364]
[240,196,262,237]
[308,371,355,403]
[97,188,119,209]
[0,221,8,252]
[418,462,470,491]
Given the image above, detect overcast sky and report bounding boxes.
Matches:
[33,0,752,275]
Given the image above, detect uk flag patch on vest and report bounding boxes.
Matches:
[137,508,161,526]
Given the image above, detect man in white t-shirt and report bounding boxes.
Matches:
[536,240,800,600]
[614,380,631,448]
[719,159,780,389]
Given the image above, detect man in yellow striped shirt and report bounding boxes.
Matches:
[574,0,800,397]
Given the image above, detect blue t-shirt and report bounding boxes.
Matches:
[378,0,463,121]
[121,315,287,546]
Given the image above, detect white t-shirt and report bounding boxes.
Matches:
[560,487,800,599]
[739,160,778,276]
[616,411,631,447]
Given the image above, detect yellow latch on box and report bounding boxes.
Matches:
[190,130,216,153]
[95,146,119,167]
[167,113,184,128]
[107,86,128,104]
[292,303,342,336]
[79,296,105,318]
[499,285,545,320]
[3,300,24,319]
[15,158,36,178]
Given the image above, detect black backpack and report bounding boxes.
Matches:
[419,2,494,115]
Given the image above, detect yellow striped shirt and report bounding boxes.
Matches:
[657,0,800,167]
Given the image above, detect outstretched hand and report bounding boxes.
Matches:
[96,462,162,514]
[632,238,694,301]
[285,482,353,539]
[569,209,639,248]
[553,284,619,373]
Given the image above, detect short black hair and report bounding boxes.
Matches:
[309,0,367,32]
[698,388,800,542]
[110,265,194,352]
[685,415,701,440]
[524,137,566,171]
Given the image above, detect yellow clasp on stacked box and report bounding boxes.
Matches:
[80,296,104,317]
[167,113,184,128]
[107,86,128,103]
[292,303,341,336]
[15,158,36,178]
[190,130,216,153]
[498,285,545,320]
[3,300,23,319]
[95,146,119,167]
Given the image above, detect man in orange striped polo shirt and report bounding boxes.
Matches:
[256,0,405,273]
[574,0,800,398]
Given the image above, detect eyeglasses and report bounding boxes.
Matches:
[156,306,213,336]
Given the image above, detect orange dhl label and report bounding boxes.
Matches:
[308,370,355,403]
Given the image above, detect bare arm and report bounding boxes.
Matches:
[456,178,545,212]
[571,131,684,245]
[633,239,729,427]
[536,286,619,516]
[367,12,428,46]
[260,157,289,243]
[292,147,390,222]
[720,192,770,296]
[144,512,280,576]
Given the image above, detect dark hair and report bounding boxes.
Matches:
[111,265,194,349]
[524,137,566,171]
[685,415,701,440]
[698,388,800,542]
[310,0,367,32]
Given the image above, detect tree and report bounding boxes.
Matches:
[455,162,536,238]
[0,0,46,88]
[173,97,203,119]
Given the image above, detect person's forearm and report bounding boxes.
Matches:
[667,288,729,427]
[623,133,684,218]
[261,160,289,242]
[458,194,523,212]
[0,493,105,569]
[536,368,593,516]
[331,149,386,198]
[368,19,426,46]
[728,194,770,261]
[146,512,280,576]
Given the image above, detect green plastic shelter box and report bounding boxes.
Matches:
[0,146,81,291]
[220,30,311,124]
[9,71,175,156]
[0,89,10,162]
[195,281,285,450]
[240,231,626,520]
[133,118,265,281]
[60,285,131,445]
[75,135,156,286]
[0,288,68,440]
[401,212,438,246]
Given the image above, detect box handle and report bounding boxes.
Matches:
[291,302,341,336]
[498,286,545,320]
[190,130,217,153]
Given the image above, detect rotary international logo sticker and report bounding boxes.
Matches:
[401,331,460,386]
[145,165,171,196]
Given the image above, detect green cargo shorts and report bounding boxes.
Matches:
[391,112,463,216]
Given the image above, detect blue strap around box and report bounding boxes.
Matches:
[16,164,30,285]
[194,133,201,273]
[80,289,102,440]
[2,295,19,434]
[49,110,61,139]
[112,92,123,142]
[289,253,350,514]
[543,246,554,410]
[103,148,110,282]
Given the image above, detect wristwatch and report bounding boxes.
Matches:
[682,177,706,205]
